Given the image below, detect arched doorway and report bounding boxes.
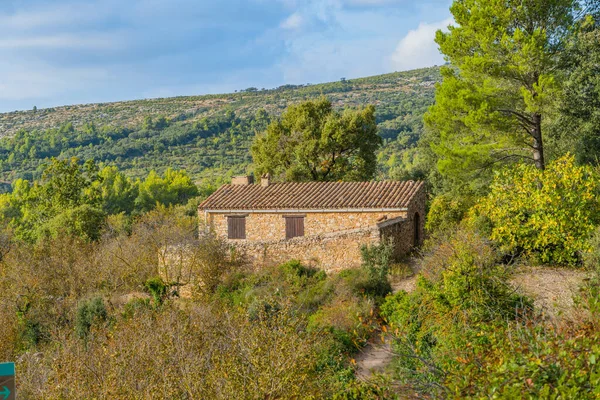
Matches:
[413,213,420,246]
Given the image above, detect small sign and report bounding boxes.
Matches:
[0,363,15,400]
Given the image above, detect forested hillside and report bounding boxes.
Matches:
[0,67,439,184]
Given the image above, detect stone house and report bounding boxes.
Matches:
[198,175,426,272]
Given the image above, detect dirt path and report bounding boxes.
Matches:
[354,336,393,380]
[510,266,588,319]
[356,261,419,380]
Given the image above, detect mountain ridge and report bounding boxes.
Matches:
[0,66,440,183]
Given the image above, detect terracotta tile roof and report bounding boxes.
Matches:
[199,180,424,211]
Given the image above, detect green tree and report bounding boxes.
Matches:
[40,204,106,242]
[94,166,138,215]
[251,98,381,182]
[135,169,198,213]
[40,158,100,210]
[426,0,597,189]
[553,19,600,164]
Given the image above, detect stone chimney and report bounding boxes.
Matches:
[231,175,254,185]
[261,173,271,187]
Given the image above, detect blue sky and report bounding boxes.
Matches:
[0,0,452,112]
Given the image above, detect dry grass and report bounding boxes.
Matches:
[510,266,588,320]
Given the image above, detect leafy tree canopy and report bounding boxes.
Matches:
[0,158,199,242]
[425,0,598,192]
[551,18,600,164]
[251,97,381,182]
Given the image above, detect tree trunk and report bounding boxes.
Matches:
[532,113,545,170]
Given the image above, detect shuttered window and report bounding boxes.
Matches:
[227,216,246,239]
[285,216,305,239]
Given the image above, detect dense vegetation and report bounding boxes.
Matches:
[0,0,599,398]
[377,1,600,398]
[0,67,439,185]
[0,158,200,243]
[0,201,399,398]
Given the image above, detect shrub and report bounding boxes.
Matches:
[279,259,322,288]
[442,321,600,399]
[582,227,600,315]
[358,241,393,298]
[381,229,530,393]
[75,297,108,340]
[472,154,600,266]
[584,226,600,274]
[188,234,242,295]
[144,277,169,306]
[425,193,471,233]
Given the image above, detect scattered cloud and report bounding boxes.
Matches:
[0,61,109,102]
[0,0,452,112]
[280,12,304,29]
[390,17,453,71]
[0,33,126,50]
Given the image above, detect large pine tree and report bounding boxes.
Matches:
[426,0,598,188]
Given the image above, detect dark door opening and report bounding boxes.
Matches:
[413,213,420,246]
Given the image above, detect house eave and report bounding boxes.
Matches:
[201,207,409,214]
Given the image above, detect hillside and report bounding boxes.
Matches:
[0,67,440,184]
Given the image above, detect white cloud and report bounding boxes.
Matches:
[390,17,452,71]
[0,33,126,50]
[280,12,304,29]
[0,3,115,30]
[0,61,109,101]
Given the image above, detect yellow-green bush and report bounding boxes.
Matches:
[472,155,600,266]
[425,193,472,233]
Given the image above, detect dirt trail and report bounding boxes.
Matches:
[356,264,419,380]
[510,266,588,319]
[355,336,394,380]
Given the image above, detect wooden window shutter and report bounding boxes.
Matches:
[227,216,246,239]
[285,217,304,239]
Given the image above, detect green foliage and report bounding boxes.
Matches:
[553,20,600,165]
[0,158,199,243]
[582,227,600,314]
[333,376,398,399]
[381,229,530,394]
[279,259,323,288]
[134,168,198,213]
[473,155,600,265]
[144,277,169,306]
[15,297,45,352]
[442,321,600,399]
[426,0,596,190]
[252,97,381,181]
[75,297,107,340]
[359,241,393,298]
[40,204,106,242]
[584,227,600,273]
[95,166,138,214]
[425,193,472,233]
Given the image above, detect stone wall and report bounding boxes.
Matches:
[378,217,415,259]
[229,215,419,273]
[233,225,381,273]
[203,210,407,242]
